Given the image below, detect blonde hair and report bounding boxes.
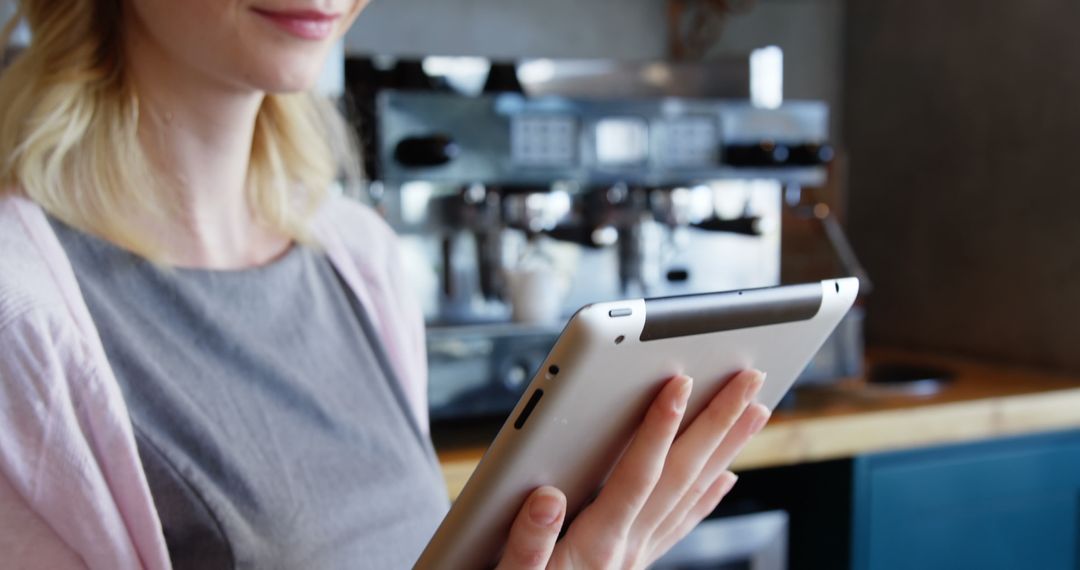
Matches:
[0,0,360,260]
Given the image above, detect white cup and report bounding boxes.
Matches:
[505,266,565,324]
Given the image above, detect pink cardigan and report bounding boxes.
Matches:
[0,193,431,569]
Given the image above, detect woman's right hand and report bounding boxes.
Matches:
[495,369,771,569]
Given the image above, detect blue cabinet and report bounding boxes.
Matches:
[852,430,1080,570]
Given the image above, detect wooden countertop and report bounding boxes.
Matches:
[434,349,1080,499]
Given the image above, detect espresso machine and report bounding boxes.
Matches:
[350,57,859,423]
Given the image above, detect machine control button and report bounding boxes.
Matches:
[609,308,633,318]
[394,134,459,167]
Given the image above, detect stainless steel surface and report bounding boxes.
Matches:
[651,510,788,570]
[390,180,784,324]
[377,91,830,187]
[375,89,822,322]
[426,323,564,421]
[516,57,751,99]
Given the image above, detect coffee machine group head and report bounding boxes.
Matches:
[369,71,830,323]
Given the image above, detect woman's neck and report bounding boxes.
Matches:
[124,17,291,269]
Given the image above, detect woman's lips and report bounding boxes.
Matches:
[251,7,340,41]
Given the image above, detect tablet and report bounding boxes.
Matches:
[414,278,859,569]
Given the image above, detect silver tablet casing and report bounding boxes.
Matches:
[414,278,859,570]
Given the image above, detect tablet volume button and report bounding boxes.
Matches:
[609,308,633,318]
[514,389,545,430]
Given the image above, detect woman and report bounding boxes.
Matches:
[0,1,771,568]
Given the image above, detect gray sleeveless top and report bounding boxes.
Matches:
[48,216,449,570]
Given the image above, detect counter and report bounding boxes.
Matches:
[435,348,1080,499]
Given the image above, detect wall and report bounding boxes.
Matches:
[704,0,845,139]
[4,0,841,102]
[843,0,1080,370]
[345,0,668,59]
[346,0,845,134]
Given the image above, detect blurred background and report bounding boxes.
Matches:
[331,2,1080,568]
[7,0,1080,568]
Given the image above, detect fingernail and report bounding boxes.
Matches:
[749,404,771,433]
[722,474,739,495]
[674,376,693,413]
[744,372,766,402]
[530,492,563,526]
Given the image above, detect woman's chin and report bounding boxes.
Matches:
[242,63,326,95]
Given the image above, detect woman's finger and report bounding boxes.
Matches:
[648,402,770,549]
[690,402,770,492]
[630,370,763,539]
[495,486,566,570]
[646,471,739,565]
[577,375,692,534]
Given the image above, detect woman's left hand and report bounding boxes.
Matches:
[495,369,772,570]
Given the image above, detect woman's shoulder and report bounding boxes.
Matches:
[310,191,402,267]
[0,194,75,330]
[0,197,163,570]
